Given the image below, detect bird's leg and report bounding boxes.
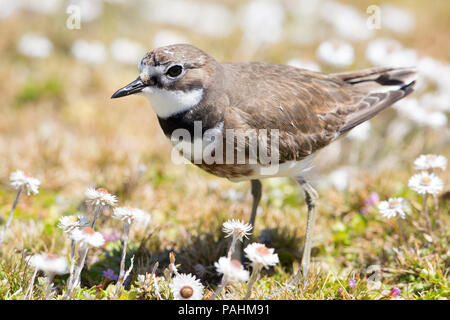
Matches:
[295,177,318,284]
[232,179,262,261]
[249,179,262,231]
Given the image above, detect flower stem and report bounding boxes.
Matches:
[422,193,432,233]
[91,205,101,229]
[69,246,89,297]
[45,273,55,299]
[0,187,23,246]
[25,267,38,299]
[396,218,408,245]
[227,235,238,259]
[211,275,229,300]
[63,240,77,299]
[115,222,130,296]
[244,264,262,300]
[432,194,442,228]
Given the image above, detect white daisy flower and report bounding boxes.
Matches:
[17,33,53,58]
[112,207,145,225]
[70,227,105,248]
[414,154,447,171]
[170,273,204,300]
[57,215,90,233]
[380,4,415,34]
[85,187,117,207]
[110,38,146,65]
[316,40,354,68]
[71,39,106,65]
[222,219,252,241]
[214,257,249,282]
[9,170,41,195]
[239,0,285,45]
[244,243,279,268]
[408,172,444,195]
[378,198,408,219]
[27,253,68,275]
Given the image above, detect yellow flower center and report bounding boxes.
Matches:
[420,176,432,186]
[46,253,57,260]
[96,188,109,194]
[256,246,270,256]
[231,259,243,269]
[389,199,400,208]
[68,216,78,222]
[180,285,194,299]
[82,227,95,235]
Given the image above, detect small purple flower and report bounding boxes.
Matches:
[337,287,342,294]
[102,268,118,281]
[389,287,401,298]
[361,192,380,214]
[365,192,380,206]
[348,278,356,288]
[103,231,121,242]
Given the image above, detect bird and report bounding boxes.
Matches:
[111,44,416,283]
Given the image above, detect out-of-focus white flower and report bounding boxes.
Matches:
[58,215,89,233]
[286,58,321,72]
[421,92,450,112]
[71,40,106,64]
[170,273,204,300]
[408,172,444,195]
[10,170,41,195]
[347,121,371,141]
[139,211,152,228]
[215,257,249,282]
[327,167,351,191]
[223,219,252,241]
[0,0,22,19]
[112,207,145,225]
[320,0,373,41]
[222,189,244,202]
[23,0,62,15]
[378,198,408,219]
[366,38,402,67]
[152,30,189,48]
[71,0,103,23]
[27,253,68,275]
[417,57,450,93]
[394,98,448,128]
[418,56,443,84]
[70,227,105,247]
[85,187,117,207]
[316,40,354,68]
[380,4,415,34]
[110,38,146,65]
[366,39,418,67]
[239,0,285,45]
[414,154,447,171]
[17,33,53,58]
[143,0,233,38]
[244,243,279,268]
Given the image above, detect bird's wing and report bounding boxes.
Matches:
[222,63,415,162]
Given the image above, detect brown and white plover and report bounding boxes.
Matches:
[112,44,416,282]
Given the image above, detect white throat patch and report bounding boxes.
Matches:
[141,86,203,119]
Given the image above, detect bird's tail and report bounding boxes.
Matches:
[333,67,416,134]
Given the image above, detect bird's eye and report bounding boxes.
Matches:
[167,65,183,78]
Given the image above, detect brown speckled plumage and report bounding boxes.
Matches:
[126,44,416,180]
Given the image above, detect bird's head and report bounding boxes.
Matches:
[111,44,219,118]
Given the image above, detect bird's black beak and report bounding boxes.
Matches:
[111,77,147,99]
